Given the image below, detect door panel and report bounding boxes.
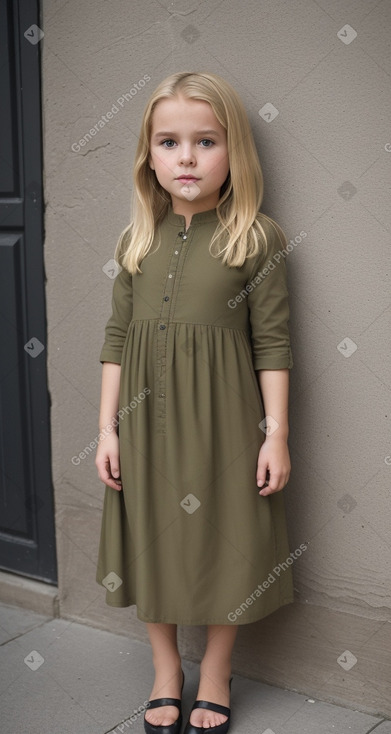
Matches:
[0,0,57,583]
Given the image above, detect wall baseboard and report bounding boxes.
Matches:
[0,570,59,618]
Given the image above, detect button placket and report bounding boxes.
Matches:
[156,229,188,433]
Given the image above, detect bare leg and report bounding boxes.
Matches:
[189,624,238,729]
[144,622,183,727]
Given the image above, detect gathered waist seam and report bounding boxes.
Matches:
[128,319,248,335]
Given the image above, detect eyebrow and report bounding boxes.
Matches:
[153,129,221,138]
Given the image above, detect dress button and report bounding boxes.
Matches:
[159,324,166,330]
[182,235,187,240]
[163,296,169,301]
[168,274,173,278]
[174,250,179,255]
[159,392,165,398]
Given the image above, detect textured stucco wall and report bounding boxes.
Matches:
[42,0,391,715]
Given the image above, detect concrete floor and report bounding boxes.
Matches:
[0,602,390,734]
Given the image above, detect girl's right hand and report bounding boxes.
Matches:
[95,432,122,491]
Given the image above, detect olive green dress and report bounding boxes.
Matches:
[96,206,294,625]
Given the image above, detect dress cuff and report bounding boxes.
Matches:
[99,346,123,364]
[253,349,293,371]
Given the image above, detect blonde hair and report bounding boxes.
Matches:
[115,71,287,273]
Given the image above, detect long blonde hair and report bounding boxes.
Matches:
[115,71,287,273]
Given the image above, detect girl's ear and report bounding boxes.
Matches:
[148,155,155,171]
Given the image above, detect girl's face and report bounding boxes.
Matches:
[149,94,230,214]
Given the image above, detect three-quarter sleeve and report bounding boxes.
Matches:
[246,221,293,371]
[99,266,133,364]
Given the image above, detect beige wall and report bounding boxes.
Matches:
[41,0,391,717]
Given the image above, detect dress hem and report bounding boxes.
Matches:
[97,586,295,625]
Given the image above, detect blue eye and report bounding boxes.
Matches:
[159,138,214,148]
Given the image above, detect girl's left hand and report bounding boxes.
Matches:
[256,437,291,496]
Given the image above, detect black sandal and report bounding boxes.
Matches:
[144,669,185,734]
[183,677,233,734]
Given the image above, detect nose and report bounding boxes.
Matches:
[178,143,195,166]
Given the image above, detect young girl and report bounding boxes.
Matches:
[95,71,294,734]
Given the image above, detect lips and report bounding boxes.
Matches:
[176,176,199,183]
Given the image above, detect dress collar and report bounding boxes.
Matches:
[165,203,218,228]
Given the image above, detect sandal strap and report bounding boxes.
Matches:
[191,700,230,717]
[148,697,181,710]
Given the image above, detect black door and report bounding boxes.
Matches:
[0,0,57,583]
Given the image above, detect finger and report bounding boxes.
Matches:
[95,459,111,483]
[106,449,120,475]
[259,479,280,496]
[102,467,122,491]
[259,469,279,495]
[256,462,268,488]
[96,459,122,490]
[259,486,276,496]
[97,471,121,490]
[259,472,289,496]
[108,458,122,489]
[107,479,123,492]
[105,452,120,477]
[267,472,281,492]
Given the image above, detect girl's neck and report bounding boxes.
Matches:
[170,199,218,231]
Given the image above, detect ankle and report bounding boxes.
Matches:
[200,660,232,681]
[152,655,182,677]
